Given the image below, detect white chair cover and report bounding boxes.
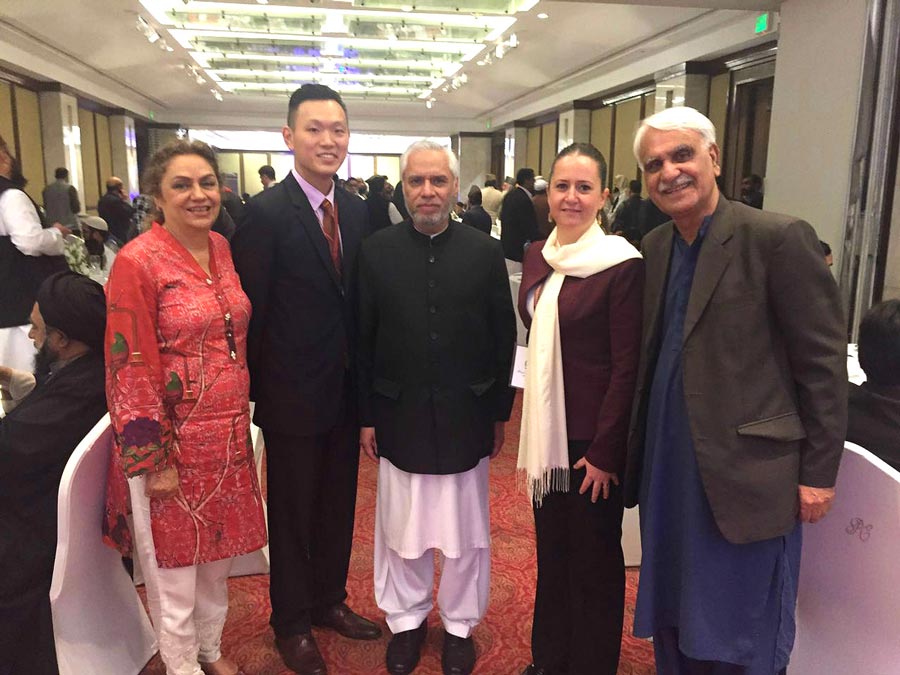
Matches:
[130,419,270,585]
[792,442,900,674]
[50,414,158,675]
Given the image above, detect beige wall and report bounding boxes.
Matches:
[242,152,269,196]
[13,86,45,202]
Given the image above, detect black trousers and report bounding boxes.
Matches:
[0,584,59,675]
[264,420,360,638]
[531,440,625,675]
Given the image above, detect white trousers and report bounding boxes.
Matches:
[129,476,232,675]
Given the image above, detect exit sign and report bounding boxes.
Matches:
[755,12,777,35]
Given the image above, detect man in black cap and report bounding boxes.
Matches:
[0,270,108,675]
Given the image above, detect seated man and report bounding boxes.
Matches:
[848,299,900,471]
[0,271,108,675]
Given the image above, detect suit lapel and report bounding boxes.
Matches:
[284,174,342,292]
[335,188,359,293]
[682,197,735,344]
[642,225,674,354]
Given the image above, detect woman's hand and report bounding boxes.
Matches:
[573,456,619,503]
[145,466,180,499]
[360,427,379,462]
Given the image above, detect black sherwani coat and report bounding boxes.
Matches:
[358,221,517,475]
[0,352,107,675]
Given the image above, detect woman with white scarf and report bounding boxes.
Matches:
[517,144,644,675]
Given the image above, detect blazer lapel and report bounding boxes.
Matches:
[284,174,342,292]
[335,188,359,293]
[682,196,735,344]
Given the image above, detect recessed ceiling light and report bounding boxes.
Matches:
[537,12,549,19]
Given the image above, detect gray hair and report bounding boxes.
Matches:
[400,140,459,179]
[632,106,717,164]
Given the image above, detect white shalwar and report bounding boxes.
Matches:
[128,476,233,675]
[375,456,491,638]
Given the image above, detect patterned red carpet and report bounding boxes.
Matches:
[141,392,656,674]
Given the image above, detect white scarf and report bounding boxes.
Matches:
[517,224,641,505]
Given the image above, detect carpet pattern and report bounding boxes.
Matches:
[141,391,656,674]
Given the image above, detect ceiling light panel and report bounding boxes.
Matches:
[140,0,524,101]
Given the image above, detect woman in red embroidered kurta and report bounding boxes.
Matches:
[104,142,264,675]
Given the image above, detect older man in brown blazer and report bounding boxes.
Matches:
[624,107,847,675]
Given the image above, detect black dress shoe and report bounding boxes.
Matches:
[275,633,327,675]
[441,632,476,675]
[312,602,382,640]
[520,665,550,675]
[386,621,428,674]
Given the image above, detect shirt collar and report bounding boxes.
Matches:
[517,185,533,199]
[292,168,335,215]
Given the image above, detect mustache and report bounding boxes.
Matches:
[659,175,692,193]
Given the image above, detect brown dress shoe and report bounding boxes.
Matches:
[311,602,382,640]
[275,632,327,675]
[386,621,428,674]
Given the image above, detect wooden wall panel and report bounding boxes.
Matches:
[526,126,541,174]
[613,97,642,183]
[13,86,45,201]
[708,72,730,153]
[590,107,613,187]
[78,108,100,211]
[95,114,112,190]
[0,82,14,150]
[540,121,557,177]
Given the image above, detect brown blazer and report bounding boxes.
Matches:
[519,241,644,473]
[624,197,848,544]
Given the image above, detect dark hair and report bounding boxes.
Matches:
[55,167,69,180]
[366,175,386,195]
[820,240,832,257]
[141,140,220,224]
[484,173,497,188]
[467,185,483,206]
[287,84,348,128]
[259,165,275,180]
[859,300,900,385]
[550,143,608,186]
[629,179,642,195]
[516,168,535,186]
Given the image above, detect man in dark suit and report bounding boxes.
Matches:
[358,140,516,675]
[624,107,847,674]
[499,167,538,274]
[848,299,900,470]
[231,84,379,675]
[461,185,492,235]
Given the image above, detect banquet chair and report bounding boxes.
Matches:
[50,414,158,675]
[130,419,270,585]
[791,442,900,674]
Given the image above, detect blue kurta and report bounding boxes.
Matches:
[633,220,801,673]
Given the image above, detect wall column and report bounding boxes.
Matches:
[109,113,140,197]
[557,103,592,151]
[654,63,711,115]
[457,132,492,198]
[39,89,85,200]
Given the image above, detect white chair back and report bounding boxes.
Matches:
[50,414,158,675]
[792,442,900,674]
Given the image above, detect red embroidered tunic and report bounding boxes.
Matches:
[104,224,266,568]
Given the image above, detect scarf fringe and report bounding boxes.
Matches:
[518,467,570,508]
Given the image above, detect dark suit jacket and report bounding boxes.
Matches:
[500,186,538,262]
[461,205,492,235]
[358,221,516,475]
[847,381,900,471]
[231,173,369,435]
[624,197,847,544]
[519,245,644,473]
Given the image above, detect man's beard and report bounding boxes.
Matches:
[410,203,452,231]
[33,342,59,382]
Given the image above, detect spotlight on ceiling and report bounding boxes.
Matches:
[537,12,549,19]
